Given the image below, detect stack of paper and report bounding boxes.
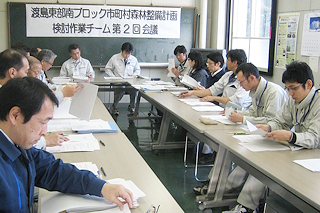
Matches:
[180,74,199,88]
[192,106,224,112]
[53,98,78,119]
[72,119,118,133]
[51,76,71,85]
[234,134,290,152]
[46,133,100,153]
[71,162,100,178]
[201,115,237,125]
[41,178,146,213]
[294,159,320,172]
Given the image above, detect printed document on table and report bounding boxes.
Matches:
[69,83,98,121]
[294,158,320,172]
[184,101,216,106]
[234,134,290,152]
[192,106,224,112]
[201,115,237,125]
[45,133,100,153]
[41,192,130,213]
[41,178,145,213]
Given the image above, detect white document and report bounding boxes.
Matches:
[192,106,224,112]
[224,106,235,119]
[234,135,290,152]
[201,115,237,125]
[41,192,129,213]
[47,119,75,132]
[167,58,176,77]
[53,98,77,119]
[51,76,71,85]
[45,133,100,153]
[165,86,188,91]
[71,162,100,177]
[294,158,320,172]
[104,76,123,80]
[69,83,99,121]
[246,120,267,136]
[185,101,215,106]
[179,97,202,103]
[45,141,96,153]
[180,74,199,88]
[71,119,116,133]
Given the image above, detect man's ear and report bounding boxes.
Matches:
[8,106,22,125]
[306,79,313,90]
[7,67,16,79]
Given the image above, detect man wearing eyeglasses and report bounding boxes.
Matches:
[258,61,320,149]
[167,45,192,86]
[36,49,56,88]
[220,63,288,213]
[229,62,288,124]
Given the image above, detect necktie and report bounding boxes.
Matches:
[124,59,128,66]
[228,73,236,84]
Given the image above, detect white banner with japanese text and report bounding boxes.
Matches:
[26,4,181,38]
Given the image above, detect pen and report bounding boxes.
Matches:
[100,167,107,177]
[228,131,247,135]
[99,140,105,146]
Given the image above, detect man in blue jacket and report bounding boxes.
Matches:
[0,77,133,212]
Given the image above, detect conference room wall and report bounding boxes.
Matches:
[266,0,320,88]
[0,0,197,51]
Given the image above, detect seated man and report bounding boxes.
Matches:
[0,77,133,212]
[36,49,57,88]
[219,63,287,213]
[205,52,226,89]
[167,45,192,86]
[60,44,95,78]
[28,56,69,149]
[179,49,251,109]
[0,49,29,87]
[225,61,320,213]
[258,61,320,148]
[105,42,141,115]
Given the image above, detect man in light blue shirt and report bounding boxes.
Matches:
[60,44,95,78]
[105,42,141,115]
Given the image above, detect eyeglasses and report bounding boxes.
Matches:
[238,78,247,84]
[45,61,53,66]
[284,83,303,92]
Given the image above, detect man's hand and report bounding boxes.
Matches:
[256,124,270,132]
[200,96,215,102]
[266,130,292,142]
[44,131,69,147]
[101,183,134,211]
[228,111,243,123]
[62,84,84,98]
[179,91,192,98]
[171,67,179,77]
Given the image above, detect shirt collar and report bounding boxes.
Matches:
[71,57,81,64]
[0,129,21,162]
[211,68,223,77]
[296,86,317,110]
[250,77,266,98]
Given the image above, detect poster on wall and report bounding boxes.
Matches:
[301,11,320,56]
[275,13,299,68]
[26,4,181,38]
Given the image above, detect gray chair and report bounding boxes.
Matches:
[184,132,213,181]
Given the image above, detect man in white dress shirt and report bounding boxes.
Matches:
[105,42,141,115]
[60,44,95,78]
